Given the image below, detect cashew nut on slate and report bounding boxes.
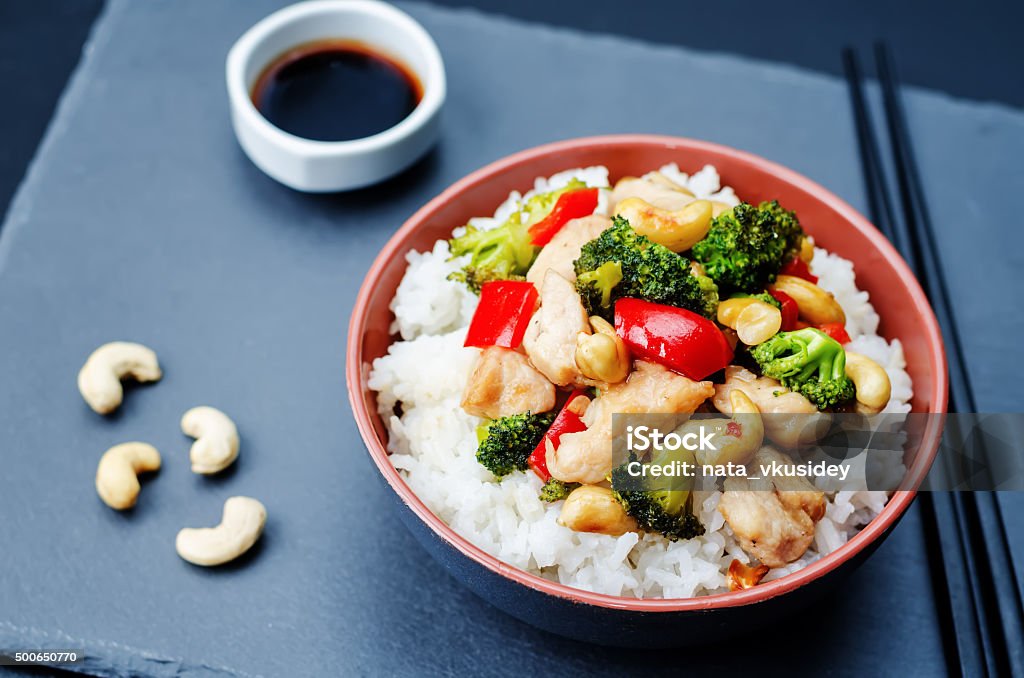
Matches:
[95,442,162,510]
[78,342,162,414]
[175,496,267,566]
[181,406,240,474]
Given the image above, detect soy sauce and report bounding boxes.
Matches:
[251,40,422,142]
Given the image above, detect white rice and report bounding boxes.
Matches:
[368,165,913,598]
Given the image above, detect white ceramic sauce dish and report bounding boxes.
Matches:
[226,0,446,192]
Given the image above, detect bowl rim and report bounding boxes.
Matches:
[346,134,948,612]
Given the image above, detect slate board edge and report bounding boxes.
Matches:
[0,1,1018,675]
[400,1,1024,118]
[0,1,258,675]
[0,620,253,678]
[0,0,112,251]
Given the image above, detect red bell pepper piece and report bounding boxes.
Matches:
[528,390,589,481]
[769,289,799,332]
[779,256,818,283]
[527,188,599,246]
[614,298,733,381]
[816,321,851,345]
[464,280,538,349]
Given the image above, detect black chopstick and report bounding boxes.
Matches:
[847,42,1024,676]
[842,48,986,676]
[840,50,904,254]
[873,42,1024,676]
[865,47,1000,676]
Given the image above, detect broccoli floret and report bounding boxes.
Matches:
[475,412,555,478]
[796,378,856,410]
[751,327,855,410]
[693,271,720,316]
[447,221,535,294]
[448,180,586,294]
[609,458,704,541]
[691,201,805,293]
[576,261,622,309]
[539,478,579,502]
[573,216,718,322]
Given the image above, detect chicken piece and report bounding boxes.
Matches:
[609,176,694,213]
[718,448,827,567]
[713,366,830,448]
[714,366,818,415]
[587,361,715,427]
[526,214,611,287]
[522,270,590,387]
[547,361,715,484]
[759,448,827,521]
[461,346,555,419]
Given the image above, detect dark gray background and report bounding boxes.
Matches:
[0,1,1022,676]
[2,0,1022,226]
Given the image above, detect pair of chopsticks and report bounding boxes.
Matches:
[843,44,1024,676]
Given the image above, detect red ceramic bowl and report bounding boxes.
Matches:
[346,135,947,646]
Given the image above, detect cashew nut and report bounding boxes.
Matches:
[95,442,161,510]
[735,303,782,346]
[686,390,764,467]
[181,406,240,474]
[575,316,630,384]
[613,197,714,252]
[175,496,267,566]
[557,485,638,536]
[717,297,754,326]
[78,342,162,414]
[845,352,892,412]
[769,275,846,325]
[717,298,782,346]
[727,558,770,591]
[799,236,815,263]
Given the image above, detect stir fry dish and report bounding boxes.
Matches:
[370,164,907,597]
[450,170,891,572]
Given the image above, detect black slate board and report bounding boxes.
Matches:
[1,1,1022,675]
